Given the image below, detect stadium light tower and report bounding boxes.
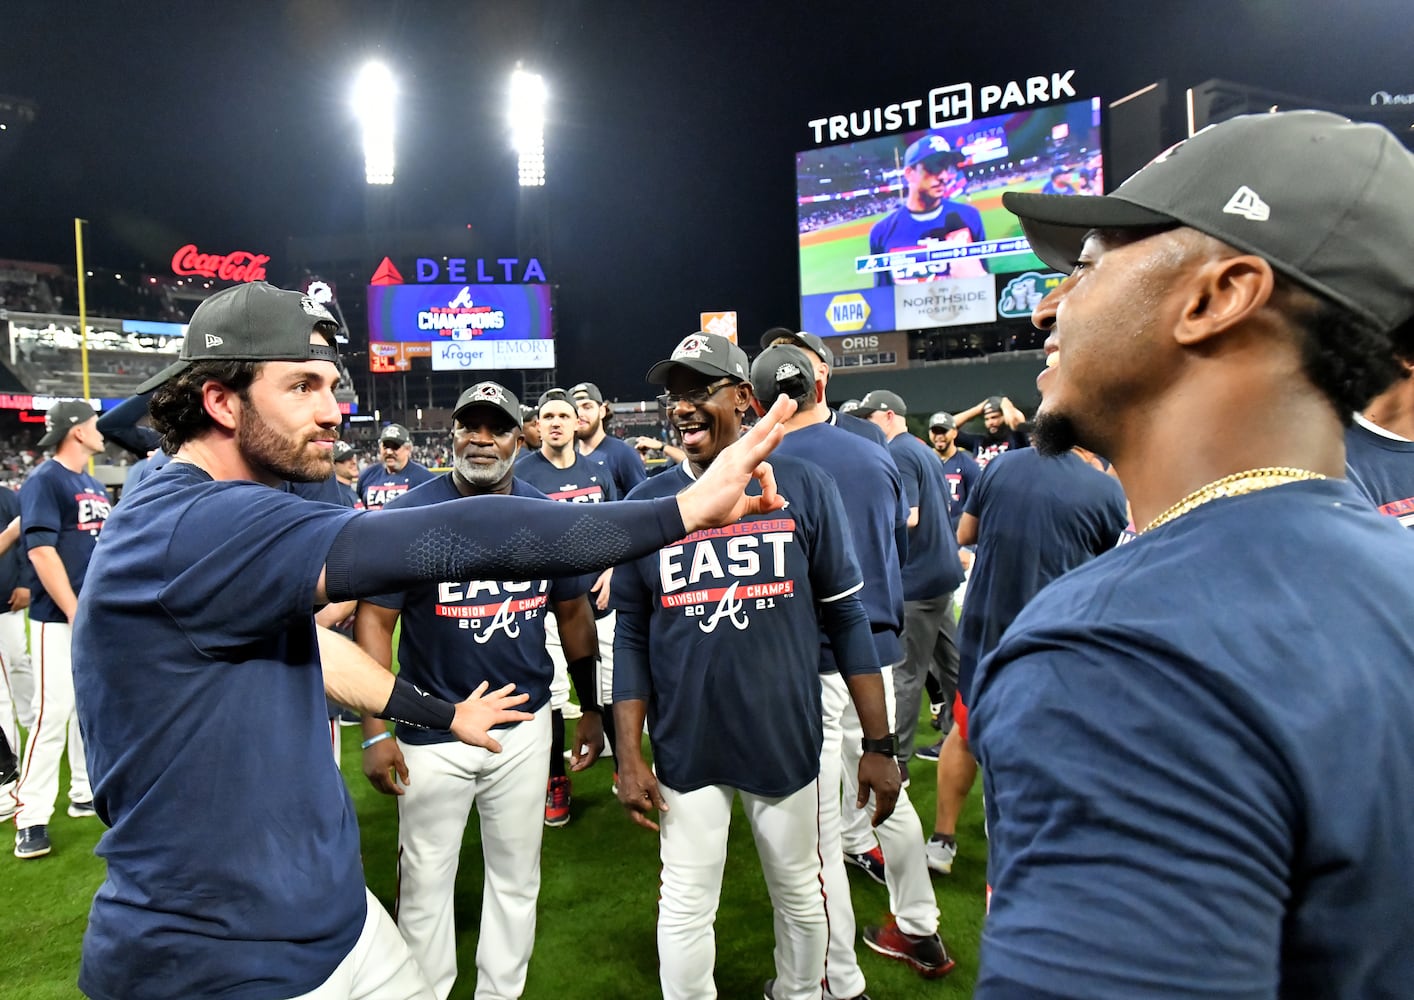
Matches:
[509,66,547,187]
[353,60,396,185]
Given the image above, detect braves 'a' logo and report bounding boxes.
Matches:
[698,581,749,634]
[474,596,522,644]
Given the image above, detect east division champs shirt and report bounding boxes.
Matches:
[613,456,865,798]
[1345,415,1414,528]
[367,475,593,735]
[19,458,111,622]
[515,450,618,505]
[356,459,436,510]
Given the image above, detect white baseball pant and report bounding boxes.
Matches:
[837,665,939,939]
[657,778,827,1000]
[543,611,617,711]
[0,606,33,729]
[15,621,90,827]
[395,706,550,1000]
[285,888,434,1000]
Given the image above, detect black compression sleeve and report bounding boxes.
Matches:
[567,655,600,713]
[323,493,687,603]
[376,676,456,730]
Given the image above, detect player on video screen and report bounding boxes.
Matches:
[869,134,987,286]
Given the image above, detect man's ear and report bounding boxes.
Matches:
[1173,253,1276,348]
[201,380,243,432]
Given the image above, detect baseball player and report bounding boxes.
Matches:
[752,345,955,990]
[927,411,980,531]
[759,328,887,449]
[951,396,1030,469]
[515,387,619,826]
[1345,320,1414,527]
[357,423,435,509]
[612,332,899,1000]
[0,492,30,823]
[356,381,599,999]
[571,381,647,498]
[868,134,987,286]
[69,281,799,1000]
[332,440,363,508]
[971,110,1414,995]
[13,400,111,859]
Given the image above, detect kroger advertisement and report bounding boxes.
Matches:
[797,96,1102,333]
[366,283,555,370]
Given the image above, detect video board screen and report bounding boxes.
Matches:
[797,96,1102,333]
[366,283,553,343]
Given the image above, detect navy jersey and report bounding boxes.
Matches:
[367,475,590,742]
[1345,416,1414,528]
[888,431,965,601]
[356,459,435,510]
[515,450,618,504]
[290,475,353,507]
[971,479,1414,999]
[955,428,1030,469]
[957,449,1126,705]
[579,434,646,498]
[0,486,25,596]
[868,200,987,285]
[775,422,907,669]
[71,462,363,1000]
[829,408,889,449]
[939,448,981,529]
[613,457,868,797]
[19,459,111,622]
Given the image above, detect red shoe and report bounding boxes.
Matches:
[862,918,956,979]
[545,775,571,828]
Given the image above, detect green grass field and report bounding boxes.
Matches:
[1,706,987,999]
[798,178,1053,297]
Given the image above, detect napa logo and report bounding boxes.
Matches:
[997,271,1064,318]
[826,293,871,332]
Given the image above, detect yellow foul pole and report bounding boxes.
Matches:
[74,218,94,474]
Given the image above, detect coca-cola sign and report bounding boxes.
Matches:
[170,244,271,282]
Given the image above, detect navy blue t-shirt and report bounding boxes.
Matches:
[829,408,889,449]
[19,459,111,622]
[515,450,618,504]
[1345,417,1414,528]
[939,448,981,529]
[368,475,590,741]
[955,428,1030,469]
[971,478,1414,999]
[356,459,435,510]
[867,200,988,285]
[72,462,363,1000]
[613,457,871,797]
[888,431,965,600]
[957,449,1127,705]
[0,486,27,596]
[775,422,907,669]
[578,434,646,499]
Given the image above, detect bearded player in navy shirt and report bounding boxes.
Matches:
[613,332,900,1000]
[355,382,599,999]
[974,111,1414,998]
[571,381,647,499]
[69,282,802,1000]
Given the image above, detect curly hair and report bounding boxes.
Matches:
[1278,276,1405,423]
[148,360,260,454]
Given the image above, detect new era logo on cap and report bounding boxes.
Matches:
[1223,185,1270,222]
[205,334,224,348]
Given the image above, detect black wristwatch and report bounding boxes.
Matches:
[860,733,898,756]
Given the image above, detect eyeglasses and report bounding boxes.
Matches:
[658,378,737,408]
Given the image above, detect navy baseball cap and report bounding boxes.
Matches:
[453,381,522,428]
[750,344,816,404]
[1003,110,1414,332]
[646,333,750,385]
[759,327,834,371]
[905,134,965,170]
[136,281,341,393]
[38,400,97,448]
[380,424,412,446]
[854,389,907,417]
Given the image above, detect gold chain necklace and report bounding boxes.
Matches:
[1141,467,1327,534]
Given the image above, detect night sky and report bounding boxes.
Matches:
[1,0,1409,398]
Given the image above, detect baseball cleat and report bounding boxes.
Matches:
[15,825,51,859]
[544,775,571,828]
[915,739,943,762]
[925,835,957,875]
[842,846,886,885]
[68,799,97,819]
[862,919,956,979]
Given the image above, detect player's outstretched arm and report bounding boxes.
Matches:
[675,393,796,531]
